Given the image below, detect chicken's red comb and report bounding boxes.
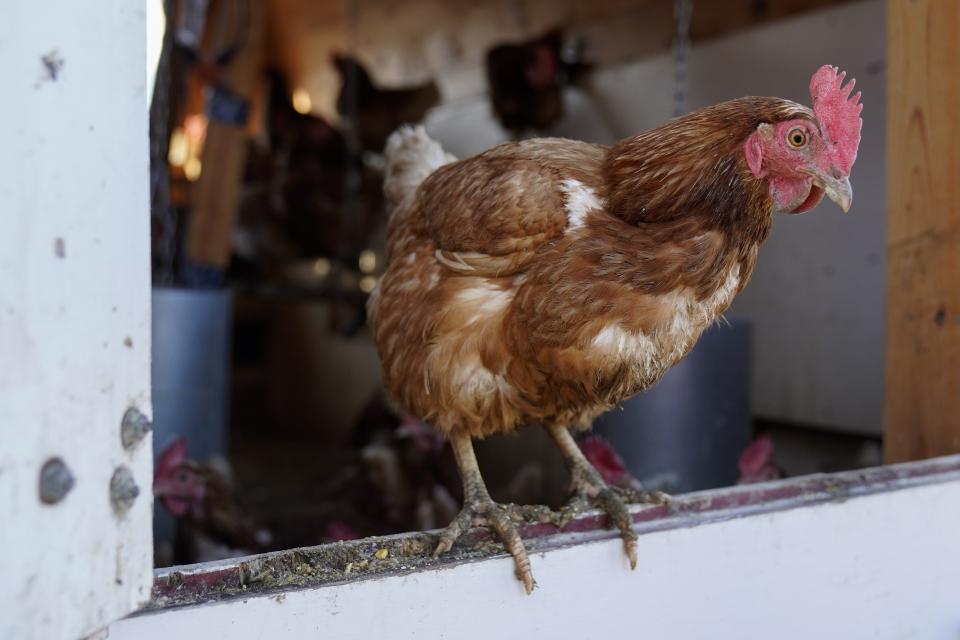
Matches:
[809,65,863,174]
[155,437,187,481]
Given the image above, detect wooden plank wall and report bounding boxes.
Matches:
[884,0,960,462]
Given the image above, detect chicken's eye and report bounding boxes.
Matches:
[787,128,807,148]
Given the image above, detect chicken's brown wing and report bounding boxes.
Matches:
[414,139,605,277]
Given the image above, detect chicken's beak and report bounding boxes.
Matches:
[807,170,852,213]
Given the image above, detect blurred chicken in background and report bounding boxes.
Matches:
[333,53,441,154]
[361,413,460,532]
[232,70,385,299]
[356,399,550,533]
[485,28,593,136]
[154,438,272,563]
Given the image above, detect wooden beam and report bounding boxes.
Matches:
[884,0,960,462]
[137,455,960,611]
[110,457,960,639]
[186,0,265,270]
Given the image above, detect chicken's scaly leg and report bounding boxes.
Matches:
[433,431,535,594]
[545,424,640,569]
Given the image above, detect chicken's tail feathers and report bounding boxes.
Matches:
[384,125,455,209]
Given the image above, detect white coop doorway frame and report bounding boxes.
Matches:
[2,2,960,640]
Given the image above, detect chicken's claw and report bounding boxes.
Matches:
[433,497,535,594]
[560,484,641,569]
[549,424,670,571]
[594,487,639,569]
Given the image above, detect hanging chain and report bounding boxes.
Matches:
[331,0,363,331]
[672,0,693,117]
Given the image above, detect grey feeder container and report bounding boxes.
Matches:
[151,287,233,550]
[594,318,752,493]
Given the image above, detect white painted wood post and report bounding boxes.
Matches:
[0,2,153,639]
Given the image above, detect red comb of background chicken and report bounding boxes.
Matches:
[579,435,631,487]
[738,434,775,477]
[809,65,863,174]
[155,437,187,482]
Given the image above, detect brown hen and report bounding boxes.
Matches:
[368,66,862,593]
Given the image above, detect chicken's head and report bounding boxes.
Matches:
[153,438,206,517]
[745,65,862,214]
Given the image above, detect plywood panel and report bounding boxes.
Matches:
[884,0,960,462]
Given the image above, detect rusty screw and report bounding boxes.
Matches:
[39,457,75,504]
[109,466,140,514]
[121,407,152,450]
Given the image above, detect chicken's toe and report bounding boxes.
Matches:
[432,508,473,558]
[432,497,535,594]
[483,504,535,593]
[610,486,672,506]
[594,487,639,569]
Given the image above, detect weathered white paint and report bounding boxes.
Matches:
[0,2,153,639]
[111,464,960,640]
[425,0,886,434]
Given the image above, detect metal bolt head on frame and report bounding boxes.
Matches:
[110,466,140,514]
[121,407,153,450]
[39,457,75,504]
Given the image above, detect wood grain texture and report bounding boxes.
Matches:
[186,0,265,268]
[884,0,960,462]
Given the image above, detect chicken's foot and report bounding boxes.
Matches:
[546,424,642,569]
[433,432,535,594]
